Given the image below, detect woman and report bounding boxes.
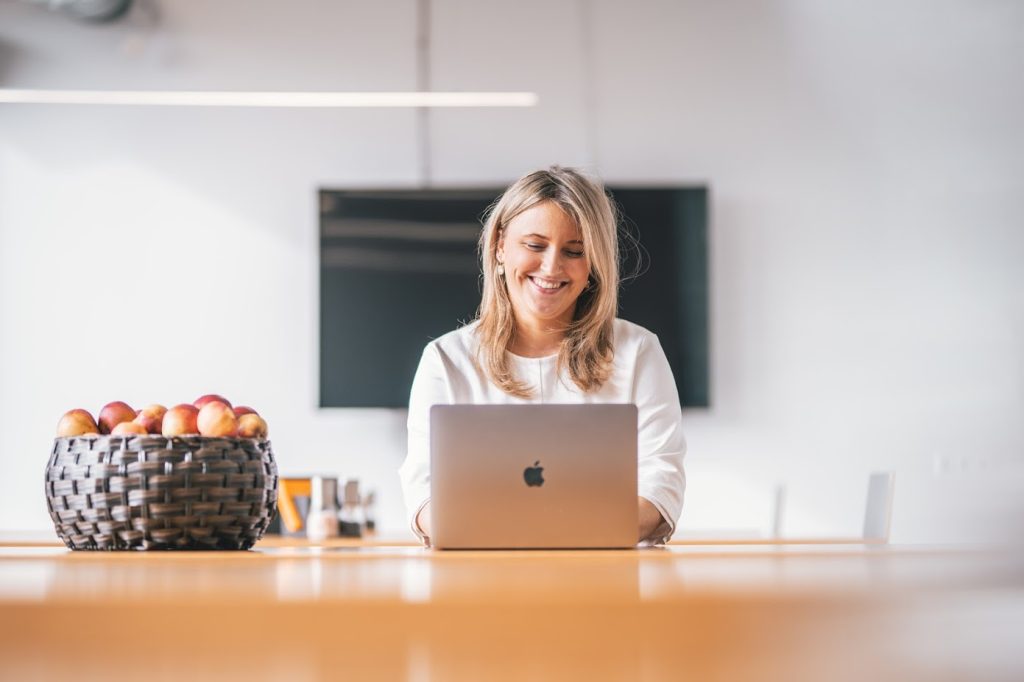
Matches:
[399,166,686,545]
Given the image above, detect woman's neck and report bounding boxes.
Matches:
[509,318,569,358]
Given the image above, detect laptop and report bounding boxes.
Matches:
[430,404,638,549]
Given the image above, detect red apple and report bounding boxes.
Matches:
[56,409,99,437]
[133,414,160,434]
[237,413,268,439]
[197,401,238,437]
[98,401,136,435]
[133,404,167,434]
[193,394,232,410]
[112,421,147,436]
[162,404,199,436]
[233,405,257,417]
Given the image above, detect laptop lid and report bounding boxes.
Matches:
[430,404,638,549]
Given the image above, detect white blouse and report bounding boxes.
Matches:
[398,318,687,544]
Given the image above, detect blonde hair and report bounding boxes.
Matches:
[475,166,619,398]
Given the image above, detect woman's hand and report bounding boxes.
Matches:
[638,496,665,542]
[415,502,432,540]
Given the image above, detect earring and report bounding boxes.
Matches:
[496,263,505,276]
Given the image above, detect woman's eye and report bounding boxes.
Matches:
[523,243,583,258]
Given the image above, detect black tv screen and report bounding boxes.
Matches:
[319,187,708,408]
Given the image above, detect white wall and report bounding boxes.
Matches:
[1,0,1021,542]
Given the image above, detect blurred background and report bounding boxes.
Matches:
[1,0,1021,543]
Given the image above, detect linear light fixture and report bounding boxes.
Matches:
[0,89,539,108]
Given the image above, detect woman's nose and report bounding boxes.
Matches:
[540,247,563,274]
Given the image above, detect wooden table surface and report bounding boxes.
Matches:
[1,535,1022,682]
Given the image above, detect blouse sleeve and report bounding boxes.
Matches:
[398,342,450,543]
[634,332,688,544]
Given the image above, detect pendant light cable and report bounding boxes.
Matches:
[579,0,599,171]
[416,0,433,187]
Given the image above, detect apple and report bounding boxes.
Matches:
[133,404,167,434]
[162,404,199,436]
[98,401,136,434]
[56,409,99,437]
[237,413,268,439]
[112,421,147,436]
[233,405,257,417]
[197,401,238,437]
[193,394,232,410]
[133,413,159,434]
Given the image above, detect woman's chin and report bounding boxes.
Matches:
[510,288,578,326]
[521,303,573,324]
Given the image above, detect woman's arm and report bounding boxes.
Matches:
[634,332,687,544]
[398,344,449,545]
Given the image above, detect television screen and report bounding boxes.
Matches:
[319,186,708,408]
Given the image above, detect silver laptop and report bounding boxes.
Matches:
[430,404,638,549]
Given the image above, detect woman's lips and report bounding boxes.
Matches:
[528,276,568,295]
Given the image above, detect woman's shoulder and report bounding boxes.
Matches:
[612,318,658,351]
[424,320,481,362]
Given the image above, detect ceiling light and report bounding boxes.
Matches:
[0,89,539,108]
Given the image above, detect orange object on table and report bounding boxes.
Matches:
[278,477,312,532]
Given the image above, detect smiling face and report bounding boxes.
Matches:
[496,200,591,334]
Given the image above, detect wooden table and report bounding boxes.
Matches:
[1,535,1022,681]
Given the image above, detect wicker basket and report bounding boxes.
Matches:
[45,435,279,550]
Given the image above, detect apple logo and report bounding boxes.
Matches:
[523,460,545,487]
